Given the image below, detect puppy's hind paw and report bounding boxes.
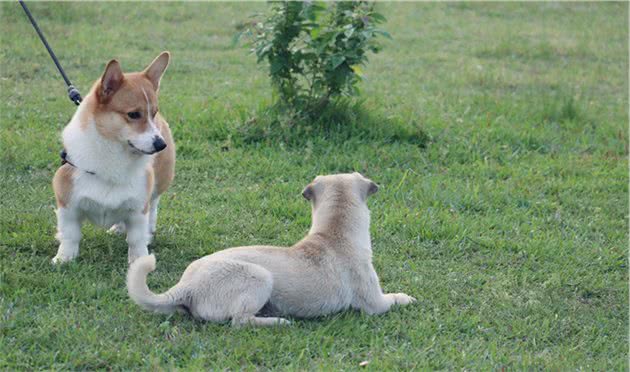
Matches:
[392,293,416,306]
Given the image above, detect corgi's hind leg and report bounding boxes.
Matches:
[148,195,160,237]
[126,211,150,264]
[107,222,126,235]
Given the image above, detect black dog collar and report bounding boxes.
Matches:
[60,149,95,175]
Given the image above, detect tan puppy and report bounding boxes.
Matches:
[127,173,415,326]
[52,52,176,264]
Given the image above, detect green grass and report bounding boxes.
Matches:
[1,2,628,370]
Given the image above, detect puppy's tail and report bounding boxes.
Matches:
[127,254,178,314]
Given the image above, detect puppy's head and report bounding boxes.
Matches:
[302,172,378,209]
[91,52,170,155]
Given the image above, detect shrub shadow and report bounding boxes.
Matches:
[233,99,431,148]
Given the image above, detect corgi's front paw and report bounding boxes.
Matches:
[51,253,76,265]
[391,293,416,306]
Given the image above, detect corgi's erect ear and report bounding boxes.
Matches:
[144,51,170,91]
[99,59,124,101]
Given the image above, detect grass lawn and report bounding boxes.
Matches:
[1,2,628,369]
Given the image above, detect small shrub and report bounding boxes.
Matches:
[239,1,389,117]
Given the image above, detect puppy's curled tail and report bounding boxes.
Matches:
[127,254,178,314]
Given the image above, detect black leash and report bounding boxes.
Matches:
[18,0,82,105]
[19,1,89,172]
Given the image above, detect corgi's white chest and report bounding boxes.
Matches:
[72,172,147,228]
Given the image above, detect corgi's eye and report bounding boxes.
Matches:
[127,111,142,119]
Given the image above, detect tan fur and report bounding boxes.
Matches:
[152,113,175,194]
[78,97,96,131]
[290,234,328,265]
[127,173,415,326]
[86,73,158,139]
[52,164,75,208]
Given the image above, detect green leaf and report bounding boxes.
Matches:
[350,65,363,76]
[330,55,346,69]
[270,59,286,74]
[374,30,392,39]
[370,12,387,23]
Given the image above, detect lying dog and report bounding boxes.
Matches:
[52,52,175,264]
[127,173,415,326]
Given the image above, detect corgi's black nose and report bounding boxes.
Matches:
[153,137,167,152]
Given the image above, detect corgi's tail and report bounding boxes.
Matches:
[127,254,178,314]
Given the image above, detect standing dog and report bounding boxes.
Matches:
[127,173,415,326]
[52,52,175,264]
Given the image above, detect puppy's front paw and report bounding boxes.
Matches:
[391,293,416,306]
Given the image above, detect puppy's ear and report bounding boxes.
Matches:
[144,51,170,91]
[355,172,379,199]
[367,180,379,197]
[99,59,124,102]
[302,183,315,201]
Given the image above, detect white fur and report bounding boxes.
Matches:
[148,195,160,235]
[53,207,82,262]
[62,104,153,184]
[127,173,415,326]
[52,103,154,264]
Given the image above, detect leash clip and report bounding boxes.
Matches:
[67,85,82,105]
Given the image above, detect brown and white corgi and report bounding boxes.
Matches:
[52,52,175,264]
